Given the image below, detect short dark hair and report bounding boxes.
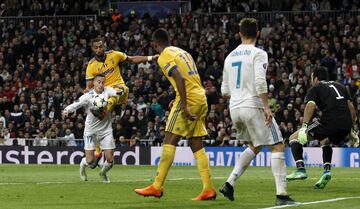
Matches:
[239,18,258,39]
[91,38,102,46]
[152,28,169,44]
[94,73,105,80]
[312,66,328,81]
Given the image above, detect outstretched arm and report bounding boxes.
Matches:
[127,55,159,64]
[62,95,88,117]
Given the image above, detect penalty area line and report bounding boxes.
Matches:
[259,196,360,209]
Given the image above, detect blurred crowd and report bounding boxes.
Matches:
[0,1,360,147]
[0,0,106,16]
[192,0,360,13]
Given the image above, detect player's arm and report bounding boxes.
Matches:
[302,86,318,124]
[221,59,230,98]
[254,51,272,125]
[297,87,318,145]
[114,50,158,64]
[171,66,196,120]
[126,54,159,64]
[302,101,317,124]
[348,100,357,125]
[343,86,357,125]
[62,95,89,117]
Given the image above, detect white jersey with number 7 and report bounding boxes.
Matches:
[221,44,269,111]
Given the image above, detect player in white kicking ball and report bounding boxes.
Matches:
[63,73,124,183]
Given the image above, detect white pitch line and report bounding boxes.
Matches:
[1,176,360,186]
[260,196,360,209]
[0,176,228,186]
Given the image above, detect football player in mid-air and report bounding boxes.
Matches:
[63,74,123,183]
[287,66,357,189]
[85,38,158,169]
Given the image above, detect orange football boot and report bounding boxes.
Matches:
[134,184,164,198]
[191,188,217,201]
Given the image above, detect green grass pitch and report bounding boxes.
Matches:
[0,165,359,209]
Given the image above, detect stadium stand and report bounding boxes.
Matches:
[0,0,359,148]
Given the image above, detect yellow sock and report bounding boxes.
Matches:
[105,96,119,112]
[153,144,176,189]
[194,148,213,190]
[95,144,101,156]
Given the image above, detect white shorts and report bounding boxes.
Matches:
[230,107,283,147]
[84,132,115,150]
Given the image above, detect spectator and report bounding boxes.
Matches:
[64,129,76,147]
[33,131,48,146]
[118,136,129,147]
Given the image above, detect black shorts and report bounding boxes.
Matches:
[306,119,351,145]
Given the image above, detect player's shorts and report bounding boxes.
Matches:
[165,101,208,138]
[230,107,283,147]
[84,132,115,150]
[306,119,351,145]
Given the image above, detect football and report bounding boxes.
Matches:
[92,94,108,109]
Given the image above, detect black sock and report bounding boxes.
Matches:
[290,140,304,169]
[322,145,332,172]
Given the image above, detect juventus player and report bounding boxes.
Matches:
[287,66,357,189]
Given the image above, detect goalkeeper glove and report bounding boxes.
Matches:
[298,123,308,145]
[349,128,360,147]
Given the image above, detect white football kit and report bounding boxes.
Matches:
[221,44,283,147]
[64,87,117,150]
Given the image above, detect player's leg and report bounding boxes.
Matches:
[91,86,128,119]
[80,135,96,181]
[314,139,332,189]
[321,139,332,173]
[104,85,128,112]
[287,120,326,181]
[314,130,348,189]
[220,108,261,201]
[99,149,114,183]
[135,101,183,198]
[269,142,295,205]
[134,132,180,197]
[89,144,102,169]
[189,137,216,201]
[99,133,116,183]
[286,130,308,180]
[220,142,260,201]
[266,118,294,206]
[80,150,94,181]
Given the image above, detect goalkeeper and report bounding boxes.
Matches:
[287,67,358,189]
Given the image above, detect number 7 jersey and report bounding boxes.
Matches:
[157,46,206,105]
[221,44,268,110]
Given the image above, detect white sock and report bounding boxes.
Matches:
[271,152,287,196]
[101,160,114,174]
[227,147,256,186]
[80,157,88,167]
